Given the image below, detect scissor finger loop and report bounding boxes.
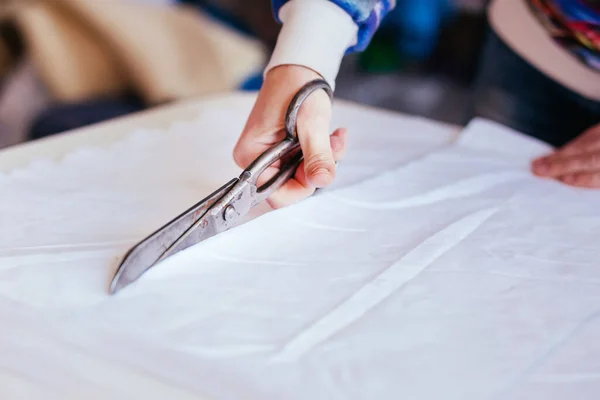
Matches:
[284,79,334,140]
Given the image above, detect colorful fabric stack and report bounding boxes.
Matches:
[526,0,600,70]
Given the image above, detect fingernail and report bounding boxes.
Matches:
[330,135,343,152]
[310,168,332,186]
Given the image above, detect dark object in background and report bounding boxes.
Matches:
[179,0,279,46]
[360,0,490,84]
[0,19,25,86]
[337,2,490,126]
[0,20,24,61]
[468,28,600,147]
[29,94,145,140]
[429,6,489,84]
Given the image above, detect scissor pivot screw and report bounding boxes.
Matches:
[223,205,236,221]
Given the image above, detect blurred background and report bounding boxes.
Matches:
[0,0,491,150]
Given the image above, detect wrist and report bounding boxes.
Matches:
[265,64,322,84]
[264,0,358,91]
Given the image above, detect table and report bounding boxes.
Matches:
[3,93,600,400]
[1,92,470,399]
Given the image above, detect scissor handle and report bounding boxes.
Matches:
[284,79,333,140]
[242,79,333,205]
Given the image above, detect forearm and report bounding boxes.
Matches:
[266,0,395,89]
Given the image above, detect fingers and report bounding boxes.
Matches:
[295,89,336,188]
[536,124,600,162]
[330,128,348,159]
[266,161,315,209]
[233,127,285,169]
[283,127,347,193]
[531,150,600,189]
[532,152,600,177]
[266,127,348,209]
[530,124,600,189]
[232,65,348,208]
[234,110,348,210]
[553,134,600,157]
[558,172,600,188]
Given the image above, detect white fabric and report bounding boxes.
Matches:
[265,0,358,89]
[2,94,600,399]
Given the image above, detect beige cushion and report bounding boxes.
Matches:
[13,0,267,104]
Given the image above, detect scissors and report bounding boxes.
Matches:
[109,79,333,294]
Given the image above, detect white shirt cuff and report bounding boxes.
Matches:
[264,0,358,90]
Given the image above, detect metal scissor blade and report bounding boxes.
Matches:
[154,210,220,264]
[109,178,237,294]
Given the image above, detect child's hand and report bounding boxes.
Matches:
[233,65,347,208]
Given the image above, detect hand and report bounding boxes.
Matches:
[532,124,600,188]
[233,65,347,208]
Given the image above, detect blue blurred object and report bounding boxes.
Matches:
[383,0,455,60]
[239,73,264,91]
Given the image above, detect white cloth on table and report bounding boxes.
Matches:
[1,95,600,400]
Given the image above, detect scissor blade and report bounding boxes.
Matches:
[109,178,237,294]
[154,211,220,264]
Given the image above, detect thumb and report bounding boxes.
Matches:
[296,90,336,188]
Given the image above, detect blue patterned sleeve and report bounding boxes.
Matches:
[272,0,396,52]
